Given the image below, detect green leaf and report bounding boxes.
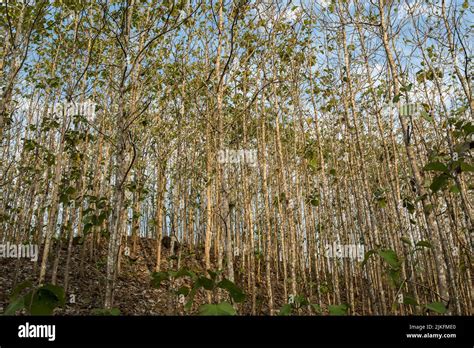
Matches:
[401,83,413,92]
[175,286,190,297]
[361,250,376,267]
[462,122,474,135]
[376,197,387,208]
[449,185,460,193]
[308,158,318,170]
[328,304,348,315]
[198,302,236,316]
[151,271,169,288]
[4,296,25,315]
[207,270,219,281]
[59,194,69,205]
[184,286,198,311]
[402,199,415,214]
[9,281,34,301]
[459,161,474,172]
[278,303,292,316]
[430,174,449,193]
[403,295,418,306]
[423,161,448,172]
[109,308,121,315]
[319,283,329,294]
[40,284,65,307]
[217,278,246,303]
[388,268,401,288]
[420,110,433,122]
[290,295,309,308]
[378,249,401,269]
[28,287,64,315]
[416,71,426,83]
[172,268,196,280]
[83,223,93,235]
[310,303,322,314]
[425,302,447,314]
[196,276,214,290]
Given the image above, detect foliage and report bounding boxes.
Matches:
[4,282,65,315]
[151,268,245,315]
[198,302,236,316]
